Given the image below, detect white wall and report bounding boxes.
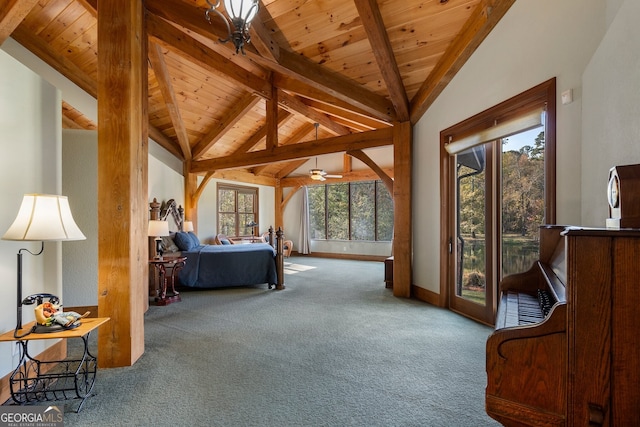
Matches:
[61,128,185,305]
[412,0,608,293]
[62,130,98,306]
[197,179,275,245]
[581,0,640,227]
[0,49,62,375]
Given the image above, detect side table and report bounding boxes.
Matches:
[149,256,186,306]
[0,317,110,412]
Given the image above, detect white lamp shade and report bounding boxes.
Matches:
[224,0,258,23]
[148,220,170,237]
[2,194,86,241]
[183,221,194,232]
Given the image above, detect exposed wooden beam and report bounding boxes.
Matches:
[301,98,384,131]
[190,174,210,209]
[275,75,391,128]
[354,0,409,121]
[11,25,97,97]
[276,159,309,179]
[259,48,397,123]
[62,101,97,130]
[148,41,192,160]
[147,13,272,99]
[266,82,278,151]
[343,154,352,173]
[209,169,277,187]
[347,149,393,195]
[191,128,393,173]
[392,122,412,298]
[149,125,184,160]
[410,0,516,123]
[281,185,301,211]
[280,168,394,188]
[231,110,293,155]
[278,91,351,136]
[76,0,97,16]
[248,4,280,62]
[0,0,39,45]
[192,93,261,160]
[97,0,147,368]
[145,0,235,52]
[145,0,395,124]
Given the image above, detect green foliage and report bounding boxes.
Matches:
[308,180,393,241]
[458,131,545,238]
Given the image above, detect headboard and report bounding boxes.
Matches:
[149,198,184,232]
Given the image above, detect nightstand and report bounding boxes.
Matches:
[149,256,186,306]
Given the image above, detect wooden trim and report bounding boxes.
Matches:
[411,285,441,307]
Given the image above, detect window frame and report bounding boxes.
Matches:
[308,180,393,242]
[439,78,556,321]
[216,183,259,238]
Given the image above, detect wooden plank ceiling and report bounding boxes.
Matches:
[0,0,514,184]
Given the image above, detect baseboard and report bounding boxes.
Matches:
[0,339,67,405]
[411,284,442,307]
[293,252,388,262]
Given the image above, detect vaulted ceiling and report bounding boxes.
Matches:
[0,0,514,185]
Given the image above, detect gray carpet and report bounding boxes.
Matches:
[61,257,499,426]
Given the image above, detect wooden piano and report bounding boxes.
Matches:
[486,225,640,426]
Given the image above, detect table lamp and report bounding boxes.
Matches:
[148,220,170,259]
[2,194,86,332]
[183,221,194,232]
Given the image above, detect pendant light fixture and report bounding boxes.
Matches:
[205,0,259,55]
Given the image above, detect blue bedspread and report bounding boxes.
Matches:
[178,243,277,288]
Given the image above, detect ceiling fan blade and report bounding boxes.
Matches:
[325,174,342,179]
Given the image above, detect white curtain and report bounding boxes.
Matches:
[298,186,311,254]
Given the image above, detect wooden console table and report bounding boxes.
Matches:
[149,256,186,306]
[0,317,110,412]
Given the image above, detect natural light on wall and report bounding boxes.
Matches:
[445,108,545,155]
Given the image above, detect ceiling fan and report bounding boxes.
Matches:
[309,124,343,181]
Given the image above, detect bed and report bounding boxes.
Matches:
[150,198,285,290]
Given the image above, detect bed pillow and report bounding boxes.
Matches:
[174,232,196,251]
[219,237,231,245]
[188,231,200,247]
[161,235,180,253]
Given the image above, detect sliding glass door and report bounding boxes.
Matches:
[440,79,556,325]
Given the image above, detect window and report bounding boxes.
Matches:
[308,180,393,241]
[217,184,258,237]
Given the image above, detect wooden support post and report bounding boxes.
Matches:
[392,122,412,298]
[275,227,285,290]
[97,0,147,367]
[275,180,284,229]
[183,162,198,230]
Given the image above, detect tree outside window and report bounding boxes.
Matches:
[217,184,258,237]
[308,180,393,241]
